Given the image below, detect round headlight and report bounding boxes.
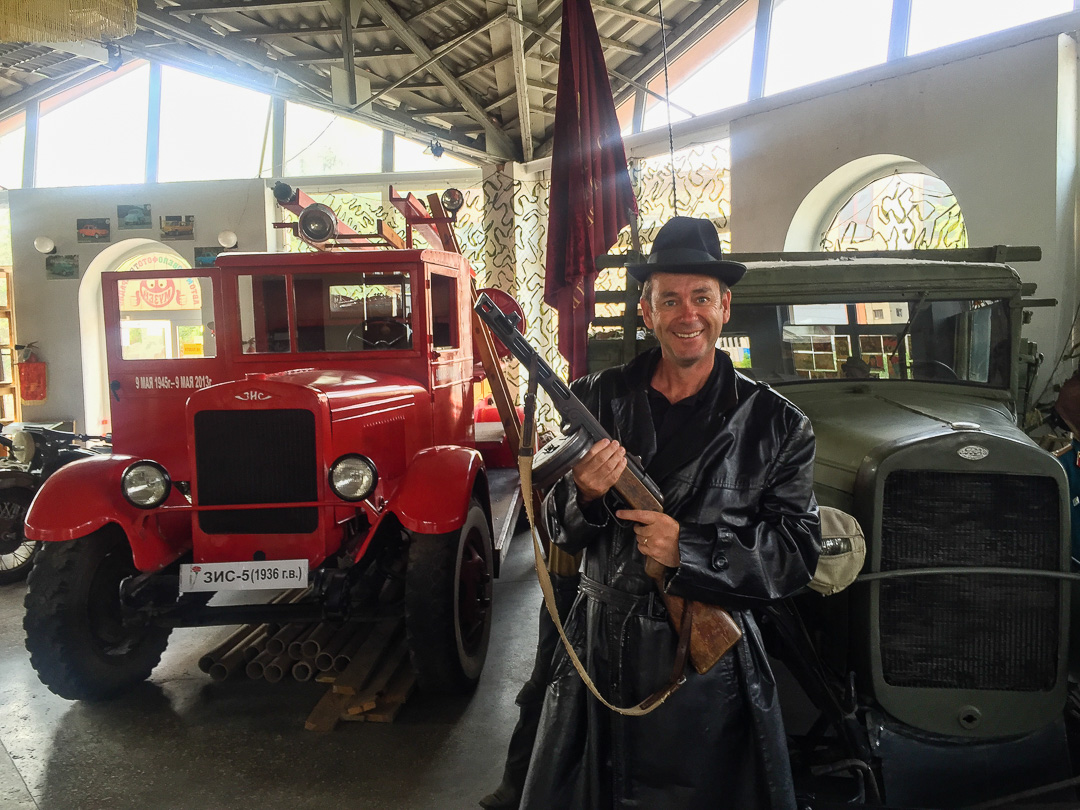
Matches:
[329,455,377,502]
[121,461,171,509]
[10,431,34,465]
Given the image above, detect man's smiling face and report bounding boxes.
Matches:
[641,272,731,368]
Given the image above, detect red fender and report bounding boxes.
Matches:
[391,446,488,535]
[25,454,191,572]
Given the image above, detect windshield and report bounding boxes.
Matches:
[238,271,413,354]
[723,297,1011,388]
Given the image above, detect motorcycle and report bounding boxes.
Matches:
[0,426,109,584]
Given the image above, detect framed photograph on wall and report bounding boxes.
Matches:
[117,204,151,229]
[76,218,110,243]
[193,246,226,267]
[45,254,79,280]
[160,215,195,241]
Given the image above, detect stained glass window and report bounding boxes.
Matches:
[820,171,967,251]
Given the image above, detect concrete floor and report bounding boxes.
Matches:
[0,531,540,810]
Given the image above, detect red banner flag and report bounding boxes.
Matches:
[544,0,638,380]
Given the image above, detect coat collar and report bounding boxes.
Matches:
[611,348,740,484]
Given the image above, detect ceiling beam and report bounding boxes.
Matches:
[508,0,533,162]
[458,50,511,81]
[238,23,390,38]
[339,0,356,105]
[405,0,463,23]
[361,0,518,159]
[527,79,557,94]
[484,89,514,112]
[167,1,328,13]
[280,50,415,63]
[592,0,663,27]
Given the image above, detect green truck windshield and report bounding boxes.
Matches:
[723,297,1010,388]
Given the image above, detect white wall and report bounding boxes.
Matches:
[9,179,274,427]
[731,33,1078,393]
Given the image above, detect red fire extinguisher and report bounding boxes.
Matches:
[16,342,46,404]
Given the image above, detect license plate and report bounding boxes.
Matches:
[179,559,308,592]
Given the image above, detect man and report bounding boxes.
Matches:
[520,216,821,810]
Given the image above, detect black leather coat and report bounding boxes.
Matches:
[521,348,821,810]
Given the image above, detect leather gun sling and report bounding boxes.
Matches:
[518,370,685,716]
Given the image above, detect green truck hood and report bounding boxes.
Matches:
[777,382,1021,501]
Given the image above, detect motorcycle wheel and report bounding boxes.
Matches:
[404,498,494,693]
[0,488,39,585]
[24,526,171,700]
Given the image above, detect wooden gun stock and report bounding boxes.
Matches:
[614,469,741,675]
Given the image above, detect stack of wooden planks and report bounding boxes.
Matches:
[305,618,417,731]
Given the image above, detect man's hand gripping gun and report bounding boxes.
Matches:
[474,293,741,675]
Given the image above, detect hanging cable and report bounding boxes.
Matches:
[657,0,678,215]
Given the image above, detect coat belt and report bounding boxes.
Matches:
[579,574,665,618]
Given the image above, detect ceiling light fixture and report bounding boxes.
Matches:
[33,237,56,255]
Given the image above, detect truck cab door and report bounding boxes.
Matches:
[102,269,229,479]
[427,269,473,446]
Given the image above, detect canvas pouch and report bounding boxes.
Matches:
[809,506,866,596]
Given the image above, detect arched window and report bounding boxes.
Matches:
[820,170,967,251]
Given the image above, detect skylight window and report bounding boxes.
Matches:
[907,0,1074,56]
[284,102,383,176]
[36,64,149,187]
[0,113,24,190]
[394,136,474,171]
[765,0,892,96]
[158,67,271,182]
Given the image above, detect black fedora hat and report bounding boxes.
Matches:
[628,216,746,286]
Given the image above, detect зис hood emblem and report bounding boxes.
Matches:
[235,390,271,401]
[957,445,989,461]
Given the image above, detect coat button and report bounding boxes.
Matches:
[712,552,729,571]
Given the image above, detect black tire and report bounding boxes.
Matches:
[0,488,38,585]
[405,499,493,693]
[24,527,171,700]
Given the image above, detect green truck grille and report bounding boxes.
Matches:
[879,470,1060,691]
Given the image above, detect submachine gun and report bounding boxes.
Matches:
[474,293,741,674]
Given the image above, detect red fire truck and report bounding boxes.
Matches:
[22,188,518,701]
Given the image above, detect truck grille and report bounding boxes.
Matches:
[194,409,318,534]
[879,470,1060,691]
